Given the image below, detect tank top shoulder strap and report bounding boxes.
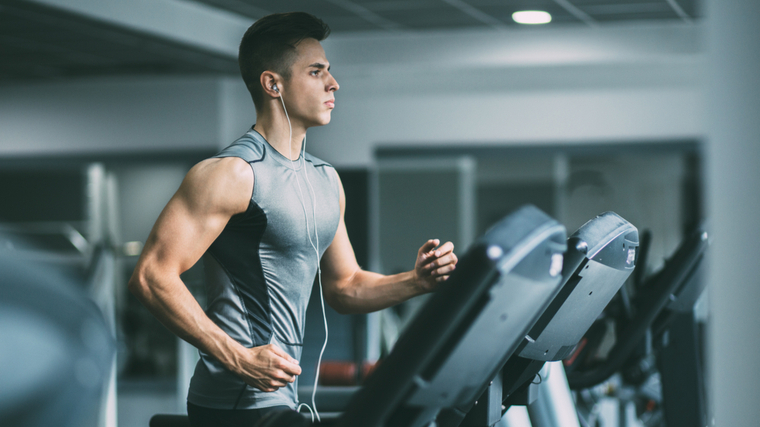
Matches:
[214,130,266,164]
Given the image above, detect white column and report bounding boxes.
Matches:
[706,0,760,425]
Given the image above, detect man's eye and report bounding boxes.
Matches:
[311,70,320,76]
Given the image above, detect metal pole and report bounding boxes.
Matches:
[527,362,580,427]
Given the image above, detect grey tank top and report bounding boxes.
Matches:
[187,128,340,410]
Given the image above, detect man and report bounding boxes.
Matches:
[128,12,458,426]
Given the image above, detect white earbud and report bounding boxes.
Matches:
[273,83,280,93]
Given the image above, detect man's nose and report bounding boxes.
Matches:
[328,74,339,92]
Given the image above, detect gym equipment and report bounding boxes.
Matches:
[256,409,311,427]
[149,415,190,427]
[0,247,114,427]
[330,205,567,427]
[565,224,707,386]
[437,211,638,427]
[565,224,709,427]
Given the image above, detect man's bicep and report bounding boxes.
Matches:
[321,217,362,286]
[321,171,362,282]
[140,160,250,275]
[142,190,229,275]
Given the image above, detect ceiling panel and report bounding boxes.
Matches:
[0,0,238,83]
[592,10,681,22]
[571,0,699,21]
[197,0,383,30]
[201,0,355,18]
[370,3,487,29]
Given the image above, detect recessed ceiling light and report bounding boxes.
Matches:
[512,10,552,25]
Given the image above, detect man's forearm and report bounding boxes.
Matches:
[325,269,427,314]
[129,266,303,391]
[128,269,245,375]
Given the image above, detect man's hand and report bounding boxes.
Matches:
[236,344,302,392]
[414,239,458,292]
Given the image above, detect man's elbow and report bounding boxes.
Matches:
[127,266,152,302]
[323,285,356,315]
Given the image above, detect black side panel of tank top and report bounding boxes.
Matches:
[207,201,271,347]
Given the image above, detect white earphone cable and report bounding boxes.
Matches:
[278,90,328,423]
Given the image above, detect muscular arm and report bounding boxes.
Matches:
[320,173,458,315]
[128,157,301,392]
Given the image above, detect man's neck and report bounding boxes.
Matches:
[253,111,307,161]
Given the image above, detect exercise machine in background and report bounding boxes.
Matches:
[435,211,638,427]
[0,244,115,427]
[565,224,709,427]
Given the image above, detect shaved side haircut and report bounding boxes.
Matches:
[239,12,331,110]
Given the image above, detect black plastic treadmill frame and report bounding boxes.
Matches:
[333,205,567,427]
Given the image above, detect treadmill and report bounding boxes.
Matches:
[436,211,639,427]
[0,247,114,427]
[329,204,568,427]
[565,224,709,427]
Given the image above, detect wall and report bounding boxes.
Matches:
[308,22,705,167]
[0,76,254,156]
[0,22,703,166]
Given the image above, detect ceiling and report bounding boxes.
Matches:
[0,0,701,82]
[0,0,239,81]
[195,0,700,31]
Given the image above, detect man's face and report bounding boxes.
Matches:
[281,38,339,128]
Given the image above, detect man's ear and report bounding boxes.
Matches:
[260,71,281,98]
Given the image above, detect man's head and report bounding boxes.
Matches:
[239,12,331,111]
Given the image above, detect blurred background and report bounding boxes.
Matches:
[0,0,757,426]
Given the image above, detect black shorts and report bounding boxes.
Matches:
[187,402,292,427]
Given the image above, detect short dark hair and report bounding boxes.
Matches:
[239,12,331,110]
